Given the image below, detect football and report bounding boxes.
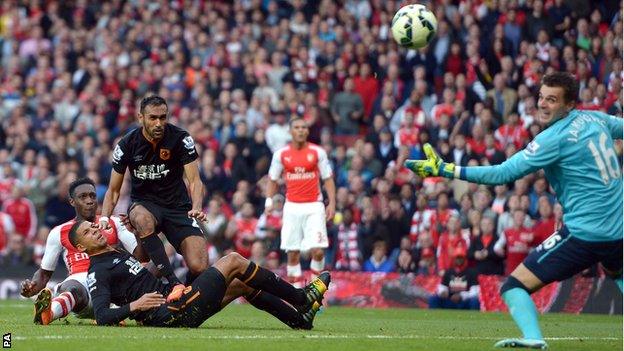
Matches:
[391,4,438,49]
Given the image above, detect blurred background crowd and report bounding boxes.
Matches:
[0,0,622,280]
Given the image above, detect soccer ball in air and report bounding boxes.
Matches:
[391,4,437,49]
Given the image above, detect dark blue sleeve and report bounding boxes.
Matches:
[88,268,132,325]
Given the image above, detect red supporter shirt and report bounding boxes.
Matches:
[2,197,37,240]
[268,143,333,203]
[502,227,537,275]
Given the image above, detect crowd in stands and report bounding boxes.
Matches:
[0,0,622,281]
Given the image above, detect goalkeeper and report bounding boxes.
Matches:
[405,72,622,350]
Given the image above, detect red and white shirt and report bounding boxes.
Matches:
[496,227,537,275]
[268,143,333,203]
[40,215,138,275]
[2,197,37,240]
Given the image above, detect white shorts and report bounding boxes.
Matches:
[53,272,93,319]
[281,201,329,251]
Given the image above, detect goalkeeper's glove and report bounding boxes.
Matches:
[404,143,456,179]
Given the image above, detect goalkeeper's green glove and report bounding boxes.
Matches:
[404,143,457,179]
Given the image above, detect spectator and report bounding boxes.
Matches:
[331,207,361,272]
[265,111,291,153]
[436,215,469,276]
[224,202,258,258]
[428,247,480,310]
[0,210,15,253]
[487,73,518,120]
[2,185,37,241]
[494,209,540,275]
[331,77,364,136]
[396,249,418,274]
[363,240,395,273]
[468,217,504,275]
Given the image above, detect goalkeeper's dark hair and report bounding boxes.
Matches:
[68,219,85,249]
[140,95,168,114]
[68,177,96,199]
[541,72,578,104]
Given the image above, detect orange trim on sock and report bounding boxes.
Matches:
[242,264,259,284]
[184,291,201,306]
[245,289,262,302]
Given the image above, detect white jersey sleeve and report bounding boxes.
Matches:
[1,213,15,234]
[111,216,138,255]
[315,146,333,180]
[268,148,285,181]
[40,226,62,272]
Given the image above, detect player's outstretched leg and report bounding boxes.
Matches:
[34,280,90,325]
[494,270,547,349]
[215,253,330,311]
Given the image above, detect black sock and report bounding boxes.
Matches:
[140,233,180,285]
[185,269,199,285]
[239,262,305,306]
[246,290,303,329]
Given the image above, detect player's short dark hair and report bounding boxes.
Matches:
[288,115,306,127]
[68,219,85,249]
[140,95,168,114]
[541,72,579,104]
[68,177,96,199]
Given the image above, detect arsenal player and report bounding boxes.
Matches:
[20,177,146,325]
[266,116,336,285]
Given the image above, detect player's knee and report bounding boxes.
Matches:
[130,213,156,236]
[223,252,246,269]
[186,258,208,275]
[500,276,531,296]
[60,282,88,308]
[310,248,324,260]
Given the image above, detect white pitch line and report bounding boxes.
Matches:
[12,335,622,341]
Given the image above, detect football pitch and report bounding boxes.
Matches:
[0,300,621,351]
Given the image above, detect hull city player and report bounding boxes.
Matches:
[101,95,207,301]
[406,72,623,349]
[69,220,330,330]
[266,116,336,286]
[20,178,146,325]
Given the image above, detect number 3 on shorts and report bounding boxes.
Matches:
[541,232,562,250]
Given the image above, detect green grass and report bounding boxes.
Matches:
[0,300,621,350]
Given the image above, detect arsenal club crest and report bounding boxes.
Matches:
[307,153,314,162]
[160,148,171,160]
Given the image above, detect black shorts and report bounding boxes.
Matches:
[524,225,623,284]
[129,200,203,251]
[141,267,227,328]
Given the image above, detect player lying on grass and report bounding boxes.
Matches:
[52,219,330,329]
[405,72,622,349]
[21,177,148,325]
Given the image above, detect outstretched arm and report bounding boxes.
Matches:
[405,134,559,185]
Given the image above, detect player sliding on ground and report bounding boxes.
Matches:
[21,177,147,325]
[62,219,330,329]
[405,72,622,349]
